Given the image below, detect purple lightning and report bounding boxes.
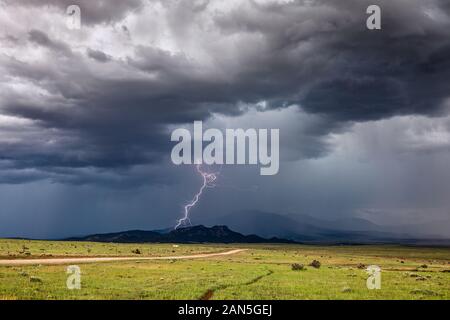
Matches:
[175,164,218,229]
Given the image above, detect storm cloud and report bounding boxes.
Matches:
[0,0,449,237]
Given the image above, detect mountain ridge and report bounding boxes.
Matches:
[66,225,296,244]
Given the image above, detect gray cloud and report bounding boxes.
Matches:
[0,0,449,186]
[86,48,111,63]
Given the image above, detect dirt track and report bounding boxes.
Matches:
[0,249,246,266]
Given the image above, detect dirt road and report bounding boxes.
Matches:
[0,249,247,266]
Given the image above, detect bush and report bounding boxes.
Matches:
[309,260,321,269]
[131,249,141,254]
[30,276,42,283]
[291,263,306,271]
[341,287,352,293]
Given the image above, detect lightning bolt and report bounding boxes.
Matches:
[175,164,218,229]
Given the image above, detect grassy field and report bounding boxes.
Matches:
[0,239,449,300]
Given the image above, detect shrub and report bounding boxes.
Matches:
[291,263,306,271]
[309,260,321,269]
[30,276,42,283]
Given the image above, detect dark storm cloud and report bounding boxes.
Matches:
[86,48,111,63]
[28,29,70,53]
[1,0,450,185]
[214,0,450,120]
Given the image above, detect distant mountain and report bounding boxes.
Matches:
[66,225,295,244]
[203,210,323,241]
[151,227,173,234]
[67,230,162,243]
[203,210,416,243]
[296,215,381,232]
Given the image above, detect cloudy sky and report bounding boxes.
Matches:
[0,0,449,238]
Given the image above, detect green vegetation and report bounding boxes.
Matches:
[0,239,222,259]
[0,240,449,300]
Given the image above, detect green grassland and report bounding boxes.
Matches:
[0,239,449,300]
[0,239,223,259]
